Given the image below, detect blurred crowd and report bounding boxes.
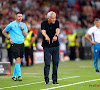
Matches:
[0,0,100,61]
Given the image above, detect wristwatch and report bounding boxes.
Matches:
[8,38,10,40]
[22,29,24,31]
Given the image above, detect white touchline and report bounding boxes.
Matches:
[23,73,40,75]
[80,66,93,68]
[0,76,80,90]
[41,78,100,90]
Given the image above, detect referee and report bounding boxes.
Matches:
[2,12,28,81]
[41,11,60,85]
[85,18,100,73]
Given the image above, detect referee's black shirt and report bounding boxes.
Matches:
[41,20,60,48]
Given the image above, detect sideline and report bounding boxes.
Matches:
[41,78,100,90]
[0,76,80,89]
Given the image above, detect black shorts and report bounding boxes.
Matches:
[11,43,24,59]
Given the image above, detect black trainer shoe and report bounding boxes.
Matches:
[96,70,100,73]
[18,76,22,81]
[12,77,17,81]
[52,81,59,85]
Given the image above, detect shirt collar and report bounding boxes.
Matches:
[15,20,21,24]
[94,25,100,29]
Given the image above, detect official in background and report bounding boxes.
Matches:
[2,12,28,81]
[85,18,100,73]
[24,25,35,66]
[41,11,60,85]
[5,32,13,66]
[68,30,79,60]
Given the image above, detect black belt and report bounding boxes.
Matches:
[13,43,24,45]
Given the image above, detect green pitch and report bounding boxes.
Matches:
[0,60,100,90]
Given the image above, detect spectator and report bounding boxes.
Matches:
[36,38,43,51]
[0,0,100,62]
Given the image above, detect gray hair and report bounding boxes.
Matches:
[47,11,56,18]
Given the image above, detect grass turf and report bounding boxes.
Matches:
[0,60,100,90]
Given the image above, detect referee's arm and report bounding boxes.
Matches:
[84,33,97,45]
[20,24,28,37]
[2,29,10,40]
[2,29,14,44]
[22,30,28,37]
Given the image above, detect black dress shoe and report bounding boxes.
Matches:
[45,77,49,85]
[52,81,59,85]
[45,81,49,85]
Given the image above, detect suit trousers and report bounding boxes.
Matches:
[43,46,59,82]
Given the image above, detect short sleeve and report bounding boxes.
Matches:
[5,24,11,32]
[87,28,93,36]
[41,21,46,30]
[56,20,59,28]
